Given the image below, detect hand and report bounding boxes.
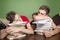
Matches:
[44,30,54,37]
[6,27,21,34]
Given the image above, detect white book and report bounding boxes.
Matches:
[8,21,26,27]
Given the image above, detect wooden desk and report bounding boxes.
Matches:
[1,33,60,40]
[22,33,60,40]
[0,24,60,40]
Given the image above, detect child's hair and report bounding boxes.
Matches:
[32,12,38,16]
[6,11,16,23]
[39,5,50,14]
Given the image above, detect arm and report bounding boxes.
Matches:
[6,23,34,34]
[20,23,34,34]
[44,18,59,37]
[0,29,8,39]
[51,21,59,35]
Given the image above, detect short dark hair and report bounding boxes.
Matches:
[39,5,50,14]
[32,12,38,16]
[6,11,16,23]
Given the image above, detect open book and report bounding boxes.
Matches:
[8,21,26,27]
[32,19,53,32]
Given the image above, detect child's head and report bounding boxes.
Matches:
[32,12,38,20]
[6,11,20,23]
[38,5,50,15]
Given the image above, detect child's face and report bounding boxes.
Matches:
[38,9,47,15]
[32,15,36,19]
[14,14,20,21]
[32,15,38,20]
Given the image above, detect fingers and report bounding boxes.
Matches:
[6,27,14,33]
[6,27,21,34]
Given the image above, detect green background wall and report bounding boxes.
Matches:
[0,0,60,20]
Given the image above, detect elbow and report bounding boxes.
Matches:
[29,31,34,34]
[54,28,59,34]
[57,29,60,33]
[31,31,34,34]
[31,29,34,34]
[56,28,59,33]
[28,30,34,34]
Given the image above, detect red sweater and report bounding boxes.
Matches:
[20,16,30,23]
